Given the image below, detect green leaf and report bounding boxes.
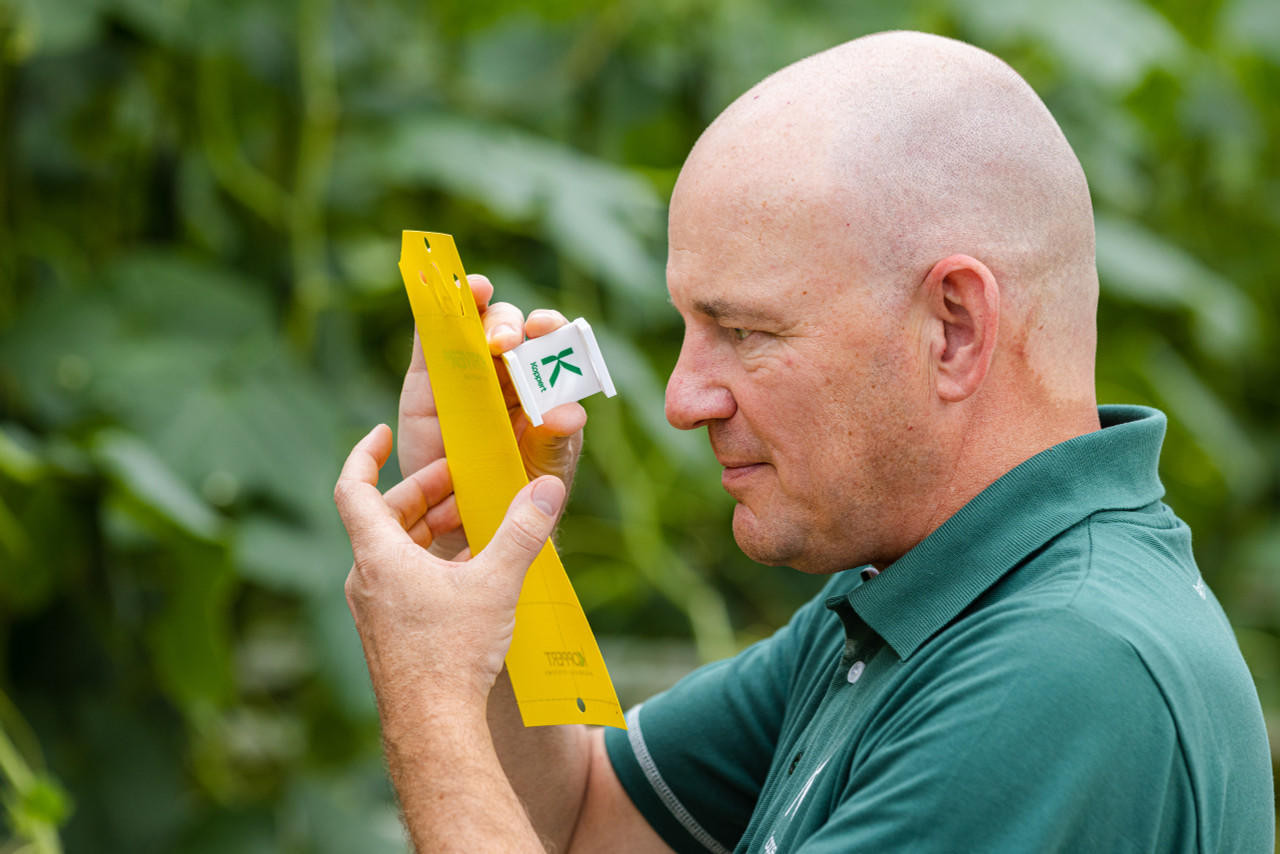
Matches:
[104,251,275,341]
[65,701,192,849]
[233,516,350,596]
[304,587,377,720]
[1144,344,1268,502]
[146,550,236,714]
[0,249,344,526]
[341,114,666,304]
[7,773,72,837]
[1095,215,1258,360]
[147,365,342,525]
[0,425,42,484]
[0,473,89,612]
[91,429,224,542]
[174,808,280,854]
[591,327,709,473]
[1220,0,1280,64]
[283,770,404,854]
[952,0,1186,90]
[6,0,106,59]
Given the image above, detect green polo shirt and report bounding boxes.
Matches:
[604,405,1274,852]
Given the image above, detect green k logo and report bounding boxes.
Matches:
[541,348,582,387]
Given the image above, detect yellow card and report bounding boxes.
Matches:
[398,231,625,729]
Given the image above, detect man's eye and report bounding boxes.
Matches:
[732,327,751,341]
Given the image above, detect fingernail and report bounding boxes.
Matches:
[492,324,517,342]
[530,478,563,516]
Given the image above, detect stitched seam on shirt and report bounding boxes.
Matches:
[1060,513,1099,608]
[1064,524,1201,852]
[626,704,732,854]
[1118,638,1201,854]
[1090,501,1179,531]
[1071,519,1198,849]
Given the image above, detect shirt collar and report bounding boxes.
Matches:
[824,405,1168,660]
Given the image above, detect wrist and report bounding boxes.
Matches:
[377,683,546,853]
[358,628,502,712]
[373,675,492,747]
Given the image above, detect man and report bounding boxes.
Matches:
[334,31,1274,852]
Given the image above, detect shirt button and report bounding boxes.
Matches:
[847,661,865,684]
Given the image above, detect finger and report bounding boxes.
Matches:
[404,490,463,548]
[334,425,410,547]
[482,301,527,355]
[425,493,462,537]
[337,423,392,492]
[524,309,570,339]
[398,328,445,478]
[382,457,453,532]
[513,403,585,463]
[476,476,566,584]
[411,492,469,554]
[405,517,433,549]
[536,402,588,438]
[468,273,495,312]
[517,417,584,487]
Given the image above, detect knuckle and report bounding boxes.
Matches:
[334,478,360,508]
[343,567,362,605]
[530,308,567,326]
[488,301,521,320]
[393,541,422,568]
[505,511,549,554]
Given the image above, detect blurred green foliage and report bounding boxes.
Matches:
[0,0,1276,849]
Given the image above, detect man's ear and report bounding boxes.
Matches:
[922,254,1000,402]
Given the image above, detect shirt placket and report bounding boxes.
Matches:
[753,600,886,852]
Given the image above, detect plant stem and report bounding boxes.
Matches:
[286,0,339,353]
[0,723,32,792]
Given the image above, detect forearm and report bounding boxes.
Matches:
[379,684,546,853]
[487,668,594,852]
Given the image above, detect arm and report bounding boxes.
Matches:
[334,424,559,851]
[353,275,670,852]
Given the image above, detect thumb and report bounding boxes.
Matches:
[478,476,566,581]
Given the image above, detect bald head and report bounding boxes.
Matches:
[674,31,1098,399]
[665,32,1103,569]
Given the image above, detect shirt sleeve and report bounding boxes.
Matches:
[792,610,1194,853]
[604,592,832,854]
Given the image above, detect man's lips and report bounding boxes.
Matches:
[720,461,766,489]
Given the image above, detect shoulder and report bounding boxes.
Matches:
[895,603,1171,737]
[840,608,1193,850]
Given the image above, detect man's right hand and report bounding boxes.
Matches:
[396,273,587,559]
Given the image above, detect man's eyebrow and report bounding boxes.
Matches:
[691,298,784,324]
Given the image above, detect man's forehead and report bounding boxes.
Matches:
[665,197,864,317]
[665,239,851,327]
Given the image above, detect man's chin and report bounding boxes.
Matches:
[731,504,798,568]
[731,504,853,575]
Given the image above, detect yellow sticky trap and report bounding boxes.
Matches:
[399,231,625,729]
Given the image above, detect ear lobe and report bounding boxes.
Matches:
[925,255,999,403]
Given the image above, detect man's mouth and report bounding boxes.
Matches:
[720,461,766,489]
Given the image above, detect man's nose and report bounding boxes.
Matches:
[665,336,736,430]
